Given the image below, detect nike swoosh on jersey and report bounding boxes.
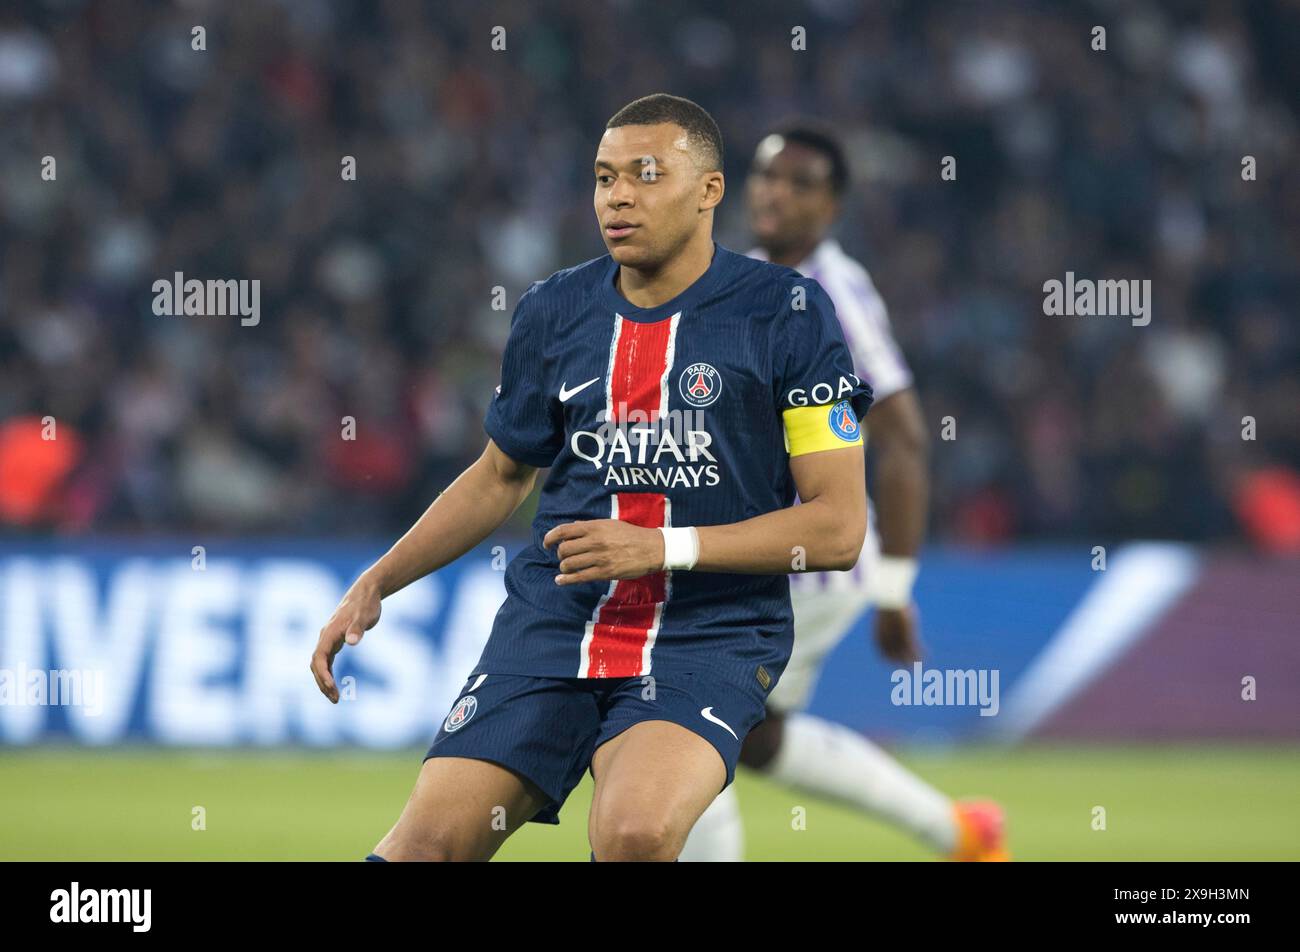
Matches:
[559,376,601,402]
[700,706,737,740]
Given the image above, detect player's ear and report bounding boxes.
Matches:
[699,170,725,211]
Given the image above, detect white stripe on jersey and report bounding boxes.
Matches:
[578,494,620,679]
[658,312,681,420]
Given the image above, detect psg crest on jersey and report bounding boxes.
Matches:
[678,362,722,407]
[828,399,860,442]
[443,695,478,732]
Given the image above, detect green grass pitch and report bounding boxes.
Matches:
[3,745,1296,860]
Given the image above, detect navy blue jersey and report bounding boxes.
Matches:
[475,242,872,684]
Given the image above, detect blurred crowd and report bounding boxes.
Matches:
[1,0,1297,546]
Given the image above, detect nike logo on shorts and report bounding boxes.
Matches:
[700,706,737,740]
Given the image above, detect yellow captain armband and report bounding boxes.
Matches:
[781,399,863,457]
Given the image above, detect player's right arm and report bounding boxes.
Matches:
[310,439,539,702]
[840,271,929,663]
[865,387,929,663]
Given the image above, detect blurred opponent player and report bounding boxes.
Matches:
[681,123,1007,862]
[310,96,873,861]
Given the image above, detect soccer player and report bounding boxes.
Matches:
[310,94,874,861]
[680,123,1008,862]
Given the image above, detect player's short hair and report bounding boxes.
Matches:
[761,120,850,196]
[606,94,724,172]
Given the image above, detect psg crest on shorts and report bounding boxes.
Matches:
[828,399,860,442]
[679,362,722,407]
[443,695,478,732]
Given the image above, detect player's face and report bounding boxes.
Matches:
[746,137,838,253]
[594,122,718,269]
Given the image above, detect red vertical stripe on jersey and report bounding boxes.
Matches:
[583,315,677,678]
[608,316,674,422]
[584,492,668,678]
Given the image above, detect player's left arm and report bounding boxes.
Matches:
[697,441,867,573]
[545,443,865,583]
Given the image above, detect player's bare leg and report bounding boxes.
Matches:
[371,756,551,861]
[677,713,780,862]
[588,721,726,861]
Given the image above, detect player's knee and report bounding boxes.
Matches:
[592,813,679,861]
[739,708,784,770]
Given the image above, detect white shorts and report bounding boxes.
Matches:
[768,523,880,713]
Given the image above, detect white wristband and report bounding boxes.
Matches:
[872,556,918,609]
[660,526,700,571]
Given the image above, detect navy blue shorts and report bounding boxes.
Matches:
[423,670,769,824]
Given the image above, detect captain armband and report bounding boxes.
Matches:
[781,399,863,458]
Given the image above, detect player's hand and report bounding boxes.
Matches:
[874,605,922,664]
[311,577,382,703]
[543,519,664,585]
